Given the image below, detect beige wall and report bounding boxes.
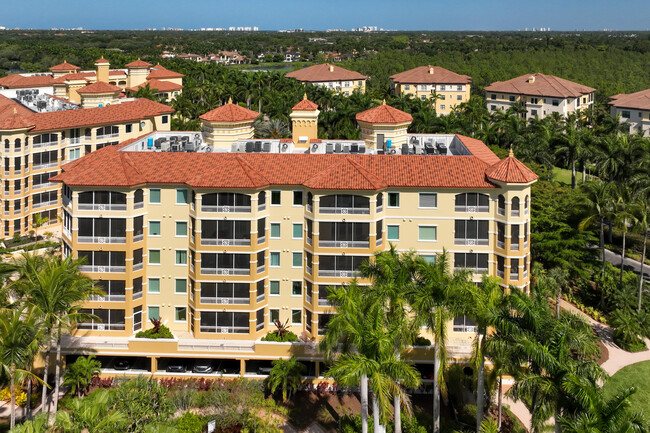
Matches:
[393,82,471,115]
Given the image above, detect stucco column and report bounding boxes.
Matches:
[239,359,246,377]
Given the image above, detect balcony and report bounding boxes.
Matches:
[77,236,126,244]
[455,205,489,213]
[497,270,505,278]
[306,294,312,304]
[497,240,505,249]
[134,201,144,210]
[454,267,489,274]
[512,210,520,217]
[33,162,58,171]
[497,208,506,216]
[133,262,144,271]
[79,265,127,273]
[132,291,143,300]
[89,294,126,302]
[511,243,520,251]
[257,236,266,244]
[33,182,57,190]
[33,140,58,149]
[62,196,71,207]
[77,323,125,331]
[201,205,251,213]
[63,227,71,238]
[319,240,370,248]
[453,325,478,333]
[376,205,383,213]
[306,204,313,213]
[256,294,265,303]
[200,238,251,247]
[133,233,144,242]
[199,325,249,334]
[376,238,383,246]
[318,298,331,307]
[258,203,267,212]
[69,137,82,145]
[78,203,127,211]
[318,269,360,278]
[97,133,119,140]
[306,265,312,275]
[524,241,528,249]
[200,296,249,305]
[256,322,264,331]
[319,207,370,215]
[200,267,250,276]
[33,200,57,209]
[510,272,520,280]
[306,237,312,246]
[257,264,265,273]
[454,239,489,246]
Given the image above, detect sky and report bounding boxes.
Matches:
[1,0,648,31]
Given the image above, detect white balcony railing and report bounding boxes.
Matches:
[89,294,126,302]
[33,162,58,171]
[201,205,251,213]
[199,326,249,334]
[133,263,143,271]
[453,325,478,333]
[77,236,126,244]
[200,238,251,246]
[78,203,127,211]
[306,237,312,246]
[319,240,370,248]
[200,268,250,276]
[318,269,360,278]
[497,270,505,278]
[256,294,265,303]
[132,291,143,300]
[510,272,520,280]
[318,298,331,306]
[79,265,127,273]
[512,210,520,217]
[306,265,312,275]
[454,205,489,213]
[258,203,266,211]
[97,133,119,139]
[306,204,313,213]
[319,207,370,215]
[257,265,265,274]
[454,239,489,246]
[32,182,57,190]
[454,267,489,274]
[134,202,144,209]
[33,140,58,149]
[511,243,520,251]
[33,200,57,209]
[497,240,505,249]
[306,294,312,304]
[376,205,383,213]
[200,296,249,305]
[77,323,125,331]
[498,208,505,216]
[62,196,71,207]
[63,227,71,238]
[257,235,266,244]
[133,233,144,242]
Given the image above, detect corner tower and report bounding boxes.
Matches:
[290,94,319,147]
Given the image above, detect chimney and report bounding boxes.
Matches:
[528,75,535,83]
[328,65,334,72]
[428,66,434,74]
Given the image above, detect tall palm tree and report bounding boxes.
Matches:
[612,185,639,285]
[580,180,615,274]
[267,356,304,402]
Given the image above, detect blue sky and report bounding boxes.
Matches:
[1,0,648,30]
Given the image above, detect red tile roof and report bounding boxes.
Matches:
[0,108,35,130]
[292,95,319,111]
[77,81,122,94]
[0,74,56,89]
[485,151,538,183]
[485,73,595,98]
[127,79,184,93]
[356,102,413,124]
[285,63,367,83]
[125,59,153,68]
[147,64,185,79]
[52,147,501,191]
[390,66,471,85]
[199,102,259,123]
[95,57,110,64]
[49,61,80,72]
[455,135,501,165]
[609,88,650,111]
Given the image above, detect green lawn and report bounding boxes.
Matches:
[603,360,650,415]
[553,167,573,185]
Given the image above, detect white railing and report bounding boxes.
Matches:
[306,266,312,275]
[511,243,520,251]
[62,196,71,207]
[306,294,312,304]
[132,291,143,300]
[510,272,519,280]
[79,265,126,273]
[14,169,21,174]
[200,268,250,276]
[498,208,505,216]
[201,205,251,213]
[306,204,313,213]
[318,298,331,306]
[258,203,266,211]
[133,263,143,271]
[257,235,266,244]
[199,326,249,334]
[33,140,58,149]
[78,236,126,244]
[256,322,264,331]
[524,241,528,249]
[63,227,71,238]
[497,240,505,249]
[178,340,255,352]
[70,137,81,144]
[319,207,370,215]
[33,200,57,209]
[77,323,125,331]
[318,270,360,278]
[306,237,312,246]
[512,210,520,217]
[525,208,529,216]
[453,325,477,333]
[200,296,249,305]
[134,202,144,209]
[14,188,21,194]
[454,239,489,246]
[257,265,265,273]
[376,238,383,246]
[454,205,489,213]
[454,267,489,274]
[524,270,528,278]
[33,162,58,171]
[256,294,264,303]
[376,205,383,213]
[134,233,144,242]
[78,203,127,211]
[89,294,126,302]
[32,182,57,190]
[201,238,250,246]
[319,240,369,248]
[97,133,119,139]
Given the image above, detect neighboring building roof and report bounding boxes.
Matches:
[147,64,185,79]
[485,150,538,183]
[77,81,123,94]
[52,146,501,190]
[95,57,110,64]
[609,88,650,111]
[455,135,501,165]
[292,94,319,111]
[49,61,80,72]
[0,108,35,130]
[390,65,471,85]
[199,101,259,123]
[125,59,153,68]
[52,70,127,84]
[0,74,56,89]
[484,73,595,98]
[128,79,184,93]
[285,63,367,83]
[355,102,413,124]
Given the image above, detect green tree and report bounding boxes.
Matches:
[53,389,128,433]
[112,376,175,431]
[580,180,615,274]
[267,356,304,402]
[63,355,101,397]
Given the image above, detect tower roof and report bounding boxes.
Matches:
[292,94,319,111]
[94,57,110,65]
[355,101,413,124]
[0,107,35,131]
[49,61,81,72]
[285,63,367,82]
[125,58,153,68]
[390,65,471,84]
[485,150,538,183]
[77,81,123,94]
[199,100,259,123]
[147,64,185,79]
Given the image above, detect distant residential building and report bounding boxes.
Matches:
[177,53,203,62]
[284,53,301,62]
[609,89,650,136]
[285,64,367,95]
[484,73,595,119]
[389,66,472,115]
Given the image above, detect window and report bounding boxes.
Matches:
[292,223,303,238]
[404,84,410,90]
[149,306,160,320]
[125,124,133,133]
[440,105,445,110]
[270,223,280,238]
[531,110,538,116]
[270,309,279,323]
[387,225,400,240]
[270,280,280,295]
[162,115,169,124]
[497,195,505,215]
[530,97,538,104]
[176,221,187,236]
[419,226,437,241]
[176,189,188,204]
[511,197,520,216]
[455,193,489,212]
[388,192,400,207]
[271,190,281,205]
[320,195,370,214]
[149,250,160,264]
[292,309,302,324]
[201,193,251,212]
[69,148,81,161]
[293,190,303,205]
[621,110,630,119]
[175,307,187,321]
[491,105,496,110]
[175,250,187,265]
[511,258,520,279]
[422,255,436,264]
[453,315,477,333]
[270,252,280,267]
[454,253,489,272]
[149,189,161,204]
[457,95,462,100]
[149,221,161,236]
[457,85,463,91]
[491,94,496,99]
[455,220,489,245]
[175,279,187,294]
[552,100,560,106]
[419,193,437,208]
[292,281,302,296]
[292,252,302,267]
[148,278,160,293]
[508,95,516,102]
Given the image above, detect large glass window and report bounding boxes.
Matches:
[200,282,249,304]
[77,218,126,243]
[455,193,489,212]
[78,191,126,211]
[201,192,251,212]
[419,193,437,208]
[418,226,437,241]
[200,311,249,334]
[200,253,250,275]
[318,255,368,277]
[201,220,250,246]
[319,222,370,248]
[454,253,489,273]
[454,220,489,246]
[319,194,370,214]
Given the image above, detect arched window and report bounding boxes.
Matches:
[134,189,144,209]
[497,195,505,216]
[306,192,313,211]
[455,193,489,212]
[4,140,9,152]
[376,193,383,211]
[14,138,21,151]
[258,191,266,211]
[511,197,520,217]
[524,195,529,215]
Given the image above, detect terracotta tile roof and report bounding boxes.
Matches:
[485,151,538,184]
[292,95,319,111]
[285,63,367,83]
[609,88,650,111]
[199,102,259,123]
[484,73,595,98]
[0,74,56,89]
[356,102,413,124]
[77,81,122,94]
[49,61,80,72]
[95,57,110,64]
[51,70,126,84]
[125,59,153,68]
[147,64,185,79]
[456,135,501,165]
[0,107,36,130]
[52,148,500,191]
[127,79,184,93]
[390,66,471,85]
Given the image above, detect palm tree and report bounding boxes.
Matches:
[612,185,639,285]
[63,355,101,398]
[554,123,587,189]
[254,118,290,139]
[0,306,42,429]
[267,356,304,402]
[8,412,49,433]
[580,180,615,273]
[634,196,650,312]
[53,389,128,432]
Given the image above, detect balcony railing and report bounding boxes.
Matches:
[78,236,126,244]
[77,323,125,331]
[133,233,144,242]
[511,243,520,251]
[497,270,505,278]
[497,240,505,249]
[201,205,251,213]
[132,291,143,300]
[200,268,250,276]
[454,205,489,213]
[200,296,249,305]
[497,208,505,216]
[256,294,265,303]
[199,325,249,334]
[512,210,520,217]
[78,203,127,211]
[33,140,58,149]
[89,294,126,302]
[97,133,119,139]
[63,227,71,238]
[318,240,370,248]
[33,182,57,190]
[258,203,266,211]
[453,325,478,333]
[306,204,313,213]
[69,137,82,144]
[256,322,264,331]
[33,162,58,171]
[33,200,57,209]
[318,298,331,306]
[454,239,489,246]
[524,241,528,249]
[510,272,520,280]
[200,238,251,246]
[306,237,312,246]
[134,201,144,209]
[376,205,383,213]
[257,265,265,273]
[257,236,266,244]
[133,262,144,271]
[306,265,312,275]
[79,265,127,273]
[454,267,489,274]
[525,208,529,216]
[319,207,370,215]
[62,196,71,207]
[306,294,312,304]
[318,269,360,278]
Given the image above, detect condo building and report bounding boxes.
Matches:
[484,73,595,119]
[389,66,472,115]
[51,99,537,377]
[609,88,650,137]
[285,64,367,95]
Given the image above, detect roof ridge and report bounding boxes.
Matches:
[234,154,269,187]
[345,157,384,189]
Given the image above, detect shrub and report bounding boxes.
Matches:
[261,330,298,342]
[0,387,27,406]
[413,336,431,346]
[135,324,174,339]
[339,414,427,433]
[176,412,206,433]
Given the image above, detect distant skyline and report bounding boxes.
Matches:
[1,0,648,31]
